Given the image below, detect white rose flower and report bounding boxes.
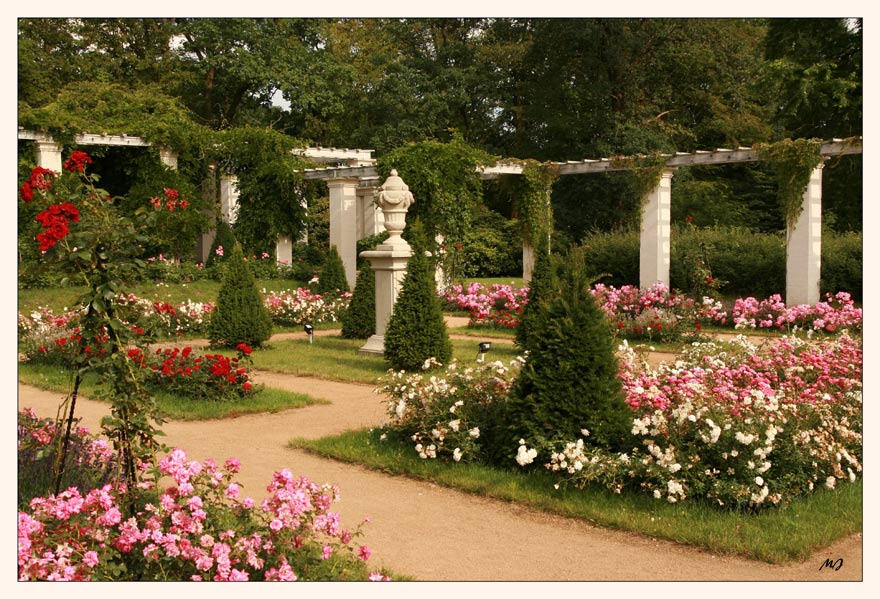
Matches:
[453,448,463,462]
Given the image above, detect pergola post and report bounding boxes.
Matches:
[327,177,360,289]
[522,242,536,286]
[357,180,383,238]
[786,163,824,306]
[219,174,240,224]
[34,139,63,172]
[639,169,675,289]
[276,236,293,266]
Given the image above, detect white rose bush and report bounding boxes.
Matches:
[377,357,524,464]
[376,331,861,511]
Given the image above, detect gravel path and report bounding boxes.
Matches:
[18,360,863,581]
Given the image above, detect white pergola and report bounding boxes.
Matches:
[18,128,378,265]
[303,139,862,306]
[19,128,862,306]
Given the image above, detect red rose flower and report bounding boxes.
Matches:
[163,188,179,201]
[236,343,252,355]
[28,167,56,190]
[19,182,33,202]
[63,150,93,172]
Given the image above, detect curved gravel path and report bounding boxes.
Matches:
[18,361,863,581]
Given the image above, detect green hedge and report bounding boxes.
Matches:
[581,227,862,301]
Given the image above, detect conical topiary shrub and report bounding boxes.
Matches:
[500,246,634,459]
[384,238,452,371]
[341,261,375,339]
[207,220,237,268]
[317,245,350,297]
[208,242,274,348]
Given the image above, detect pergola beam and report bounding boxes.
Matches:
[299,138,861,181]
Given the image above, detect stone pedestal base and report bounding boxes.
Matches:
[359,334,386,355]
[358,245,412,356]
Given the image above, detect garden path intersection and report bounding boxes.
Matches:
[18,341,863,583]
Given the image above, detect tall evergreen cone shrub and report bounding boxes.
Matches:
[208,242,274,348]
[206,220,237,268]
[317,245,349,297]
[341,261,375,339]
[502,247,634,457]
[384,235,452,371]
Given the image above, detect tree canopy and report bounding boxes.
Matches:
[18,17,863,241]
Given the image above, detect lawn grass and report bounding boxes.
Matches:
[250,335,523,384]
[17,278,304,315]
[291,428,863,564]
[17,362,324,421]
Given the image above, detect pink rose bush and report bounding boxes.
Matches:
[729,291,862,333]
[591,283,706,342]
[19,445,388,581]
[18,409,116,510]
[440,281,861,341]
[439,282,530,328]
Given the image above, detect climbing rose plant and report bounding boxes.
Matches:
[19,152,172,498]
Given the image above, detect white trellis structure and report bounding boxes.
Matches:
[19,128,862,306]
[18,128,377,265]
[304,139,862,306]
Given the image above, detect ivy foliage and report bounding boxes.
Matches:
[19,82,211,152]
[514,160,559,246]
[20,83,317,258]
[209,127,312,255]
[619,153,671,208]
[377,134,496,245]
[755,138,824,232]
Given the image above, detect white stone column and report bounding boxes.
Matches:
[522,242,536,286]
[786,164,824,306]
[639,169,675,289]
[219,174,239,224]
[159,147,178,170]
[34,140,63,173]
[357,180,383,238]
[328,177,360,289]
[197,163,218,263]
[276,235,293,266]
[359,170,414,355]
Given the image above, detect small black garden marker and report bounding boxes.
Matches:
[477,341,492,363]
[304,324,314,344]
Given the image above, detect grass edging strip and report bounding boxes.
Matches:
[18,362,326,421]
[290,428,862,565]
